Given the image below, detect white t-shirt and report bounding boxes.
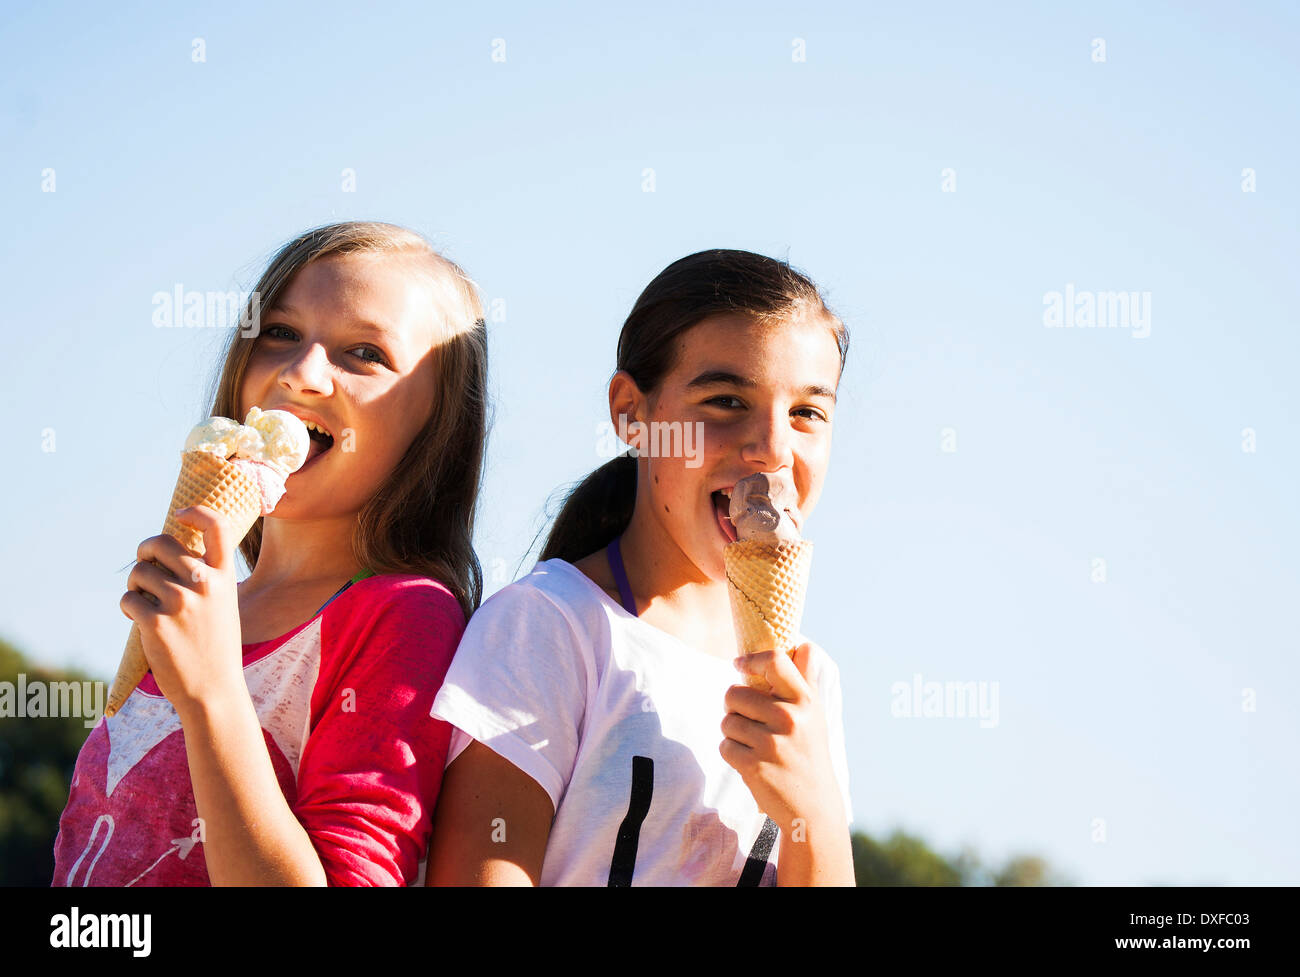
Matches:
[430,558,853,886]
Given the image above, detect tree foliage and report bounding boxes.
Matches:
[0,638,97,886]
[852,827,1067,886]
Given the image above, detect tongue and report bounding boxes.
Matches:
[713,492,737,541]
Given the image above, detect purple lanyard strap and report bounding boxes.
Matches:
[605,537,638,617]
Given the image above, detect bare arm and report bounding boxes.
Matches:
[179,690,328,885]
[425,739,555,886]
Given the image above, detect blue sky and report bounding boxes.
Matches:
[2,1,1296,883]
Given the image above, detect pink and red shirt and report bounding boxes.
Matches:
[53,573,464,886]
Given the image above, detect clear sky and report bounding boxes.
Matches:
[2,1,1296,883]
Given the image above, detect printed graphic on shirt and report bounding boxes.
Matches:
[737,817,779,886]
[604,754,778,887]
[568,687,771,886]
[53,619,320,885]
[607,755,654,886]
[55,574,463,888]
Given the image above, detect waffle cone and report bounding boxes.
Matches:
[105,451,264,718]
[723,538,813,692]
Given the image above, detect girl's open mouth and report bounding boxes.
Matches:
[301,422,334,468]
[711,490,738,543]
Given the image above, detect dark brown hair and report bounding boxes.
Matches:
[207,221,488,620]
[539,249,848,564]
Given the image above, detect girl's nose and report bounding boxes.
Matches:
[279,342,334,397]
[740,410,795,472]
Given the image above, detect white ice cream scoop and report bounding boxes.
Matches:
[185,408,309,478]
[183,408,310,514]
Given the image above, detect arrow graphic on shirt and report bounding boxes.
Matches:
[104,618,321,795]
[124,835,200,887]
[66,814,114,886]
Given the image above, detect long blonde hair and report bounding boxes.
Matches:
[208,221,488,619]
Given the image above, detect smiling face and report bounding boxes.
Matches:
[238,252,442,521]
[614,312,843,580]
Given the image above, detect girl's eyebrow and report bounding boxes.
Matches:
[686,369,755,389]
[686,370,837,403]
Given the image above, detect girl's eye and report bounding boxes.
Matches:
[262,324,295,340]
[793,407,828,422]
[706,395,744,409]
[351,345,387,366]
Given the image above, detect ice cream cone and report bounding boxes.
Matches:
[723,538,813,692]
[105,450,264,718]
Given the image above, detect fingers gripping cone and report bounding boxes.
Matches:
[105,451,263,718]
[723,539,814,693]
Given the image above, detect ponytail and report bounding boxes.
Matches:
[540,453,637,563]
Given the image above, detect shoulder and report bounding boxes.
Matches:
[335,573,464,624]
[467,560,608,637]
[435,562,609,736]
[322,573,467,661]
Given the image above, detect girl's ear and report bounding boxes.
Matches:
[608,370,648,456]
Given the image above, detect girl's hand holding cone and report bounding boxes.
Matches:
[106,408,307,717]
[720,641,855,885]
[119,504,246,719]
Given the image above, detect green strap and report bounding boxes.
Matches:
[311,567,378,619]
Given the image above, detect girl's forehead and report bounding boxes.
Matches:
[669,313,842,382]
[275,253,444,345]
[282,252,430,303]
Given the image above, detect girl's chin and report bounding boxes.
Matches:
[698,519,734,580]
[700,545,729,585]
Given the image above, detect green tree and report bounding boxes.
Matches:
[852,828,964,884]
[0,637,98,886]
[993,854,1062,886]
[852,828,1068,886]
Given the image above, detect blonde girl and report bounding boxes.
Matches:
[54,222,487,886]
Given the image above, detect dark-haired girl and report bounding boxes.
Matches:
[427,250,854,886]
